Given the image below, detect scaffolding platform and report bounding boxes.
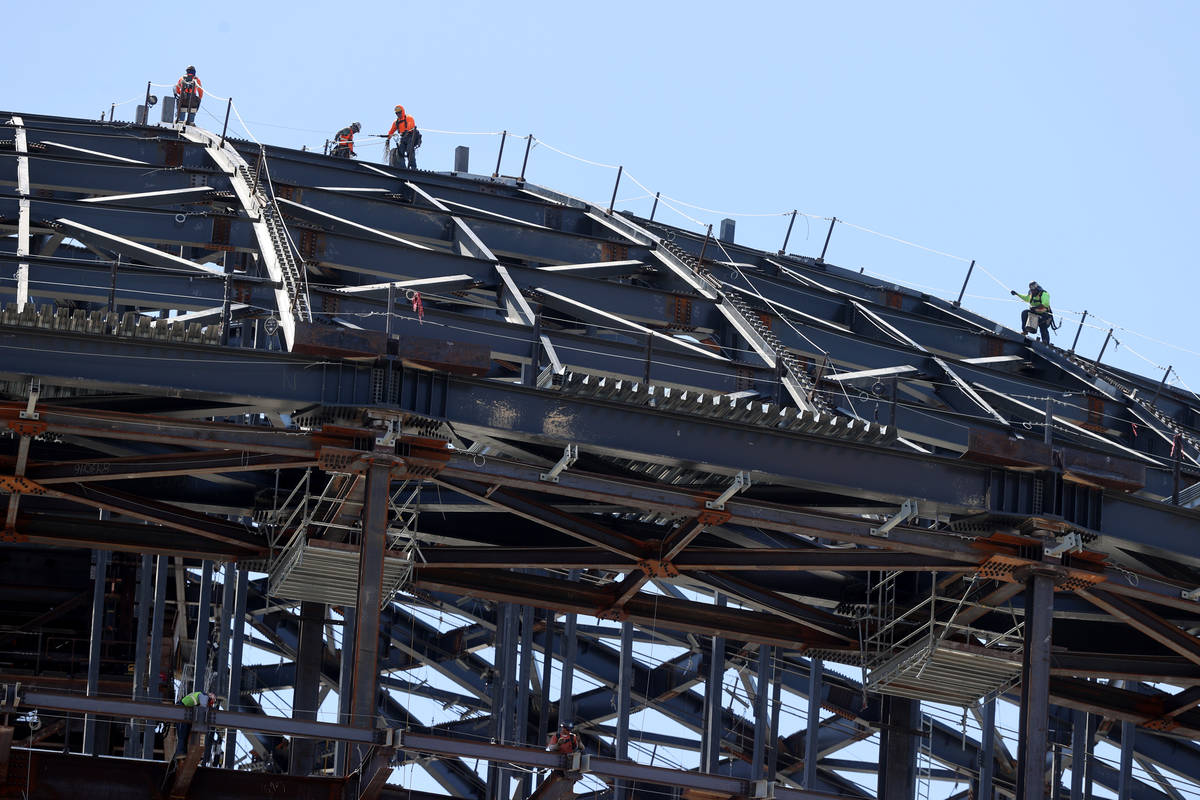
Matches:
[269,537,412,607]
[865,636,1022,707]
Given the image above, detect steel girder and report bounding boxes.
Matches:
[5,109,1200,800]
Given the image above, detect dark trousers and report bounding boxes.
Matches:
[1022,310,1051,345]
[392,131,416,169]
[175,99,199,125]
[331,146,352,158]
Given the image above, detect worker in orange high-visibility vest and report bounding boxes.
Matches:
[387,105,420,169]
[173,66,204,125]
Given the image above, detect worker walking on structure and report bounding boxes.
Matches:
[173,66,203,125]
[387,105,420,169]
[1011,280,1055,345]
[331,122,361,158]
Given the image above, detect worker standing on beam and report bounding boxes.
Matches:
[331,122,361,158]
[1011,280,1055,345]
[387,105,420,169]
[173,66,203,125]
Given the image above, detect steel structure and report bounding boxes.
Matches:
[2,109,1200,800]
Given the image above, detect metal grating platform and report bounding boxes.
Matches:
[269,537,412,608]
[865,637,1023,707]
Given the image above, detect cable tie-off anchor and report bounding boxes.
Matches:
[540,444,578,483]
[870,499,918,538]
[706,471,751,510]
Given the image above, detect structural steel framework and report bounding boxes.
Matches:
[1,110,1200,800]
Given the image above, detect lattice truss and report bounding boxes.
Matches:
[2,110,1200,800]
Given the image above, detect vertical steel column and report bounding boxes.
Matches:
[501,603,520,796]
[559,571,580,725]
[214,568,235,699]
[334,606,357,776]
[517,605,535,798]
[193,561,213,696]
[291,600,325,775]
[83,549,109,755]
[537,608,554,735]
[487,604,509,800]
[877,695,919,800]
[1017,571,1055,800]
[701,594,726,773]
[615,621,634,800]
[213,566,234,767]
[1069,710,1087,800]
[804,657,823,789]
[752,645,772,781]
[352,462,389,734]
[223,566,248,769]
[766,656,783,784]
[979,699,997,800]
[143,555,168,758]
[1116,721,1135,800]
[126,554,153,757]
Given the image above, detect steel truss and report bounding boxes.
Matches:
[2,110,1200,800]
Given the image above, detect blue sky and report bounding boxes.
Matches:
[4,0,1198,394]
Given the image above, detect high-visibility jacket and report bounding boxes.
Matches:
[180,691,208,707]
[334,126,356,153]
[388,113,416,137]
[174,76,204,106]
[1017,289,1051,312]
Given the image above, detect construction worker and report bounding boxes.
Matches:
[545,721,580,754]
[173,66,203,125]
[331,122,361,158]
[174,690,215,755]
[1011,280,1054,345]
[387,105,419,169]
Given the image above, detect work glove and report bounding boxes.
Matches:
[1010,290,1017,296]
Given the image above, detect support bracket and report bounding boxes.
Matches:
[1182,587,1200,602]
[540,444,578,483]
[705,471,751,510]
[870,499,918,538]
[1044,532,1083,557]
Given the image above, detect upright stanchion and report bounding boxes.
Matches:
[219,98,233,148]
[220,261,233,346]
[649,191,661,221]
[143,82,151,123]
[607,165,623,215]
[643,334,653,385]
[109,103,116,122]
[818,217,837,262]
[518,135,533,182]
[1044,397,1054,446]
[697,224,713,269]
[385,283,395,340]
[1069,310,1088,354]
[1097,328,1114,364]
[108,256,120,312]
[1150,365,1172,407]
[1173,433,1183,505]
[778,209,798,255]
[954,260,976,307]
[493,130,507,178]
